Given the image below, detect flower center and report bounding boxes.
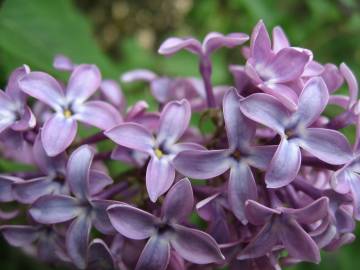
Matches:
[63,109,73,118]
[231,149,242,161]
[154,148,164,158]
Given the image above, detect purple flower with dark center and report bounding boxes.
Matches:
[107,178,225,270]
[19,64,122,156]
[105,99,203,202]
[0,65,36,134]
[159,32,248,107]
[29,145,117,269]
[174,89,276,223]
[240,77,352,188]
[238,197,329,263]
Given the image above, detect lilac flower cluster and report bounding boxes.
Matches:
[0,20,359,270]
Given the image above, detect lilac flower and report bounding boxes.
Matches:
[29,145,116,269]
[240,77,352,188]
[174,89,276,223]
[238,197,329,263]
[0,65,36,134]
[107,178,224,270]
[159,32,248,107]
[106,99,203,202]
[19,64,122,156]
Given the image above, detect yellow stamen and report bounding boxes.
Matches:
[64,109,72,118]
[155,148,164,158]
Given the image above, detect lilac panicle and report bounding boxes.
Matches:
[1,19,360,270]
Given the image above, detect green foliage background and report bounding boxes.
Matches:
[0,0,359,269]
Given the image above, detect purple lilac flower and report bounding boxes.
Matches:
[19,64,122,156]
[174,89,276,223]
[159,32,248,107]
[107,178,224,270]
[106,99,203,202]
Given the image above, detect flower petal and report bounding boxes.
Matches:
[66,64,101,103]
[105,122,154,153]
[42,114,77,156]
[272,26,290,53]
[121,69,157,82]
[5,64,30,103]
[107,204,156,240]
[162,178,194,222]
[136,235,170,270]
[240,93,288,134]
[157,99,191,145]
[171,224,224,264]
[297,128,352,165]
[0,175,22,202]
[89,170,114,196]
[247,145,277,170]
[53,55,75,71]
[250,20,272,63]
[158,37,202,56]
[0,225,39,247]
[348,178,360,220]
[66,215,92,269]
[259,82,298,111]
[245,200,280,225]
[99,79,125,109]
[74,100,122,130]
[146,157,175,202]
[67,145,94,201]
[203,32,249,55]
[321,64,344,93]
[30,194,80,224]
[228,163,257,224]
[265,139,301,188]
[173,149,230,179]
[88,239,115,270]
[91,199,117,234]
[340,63,358,108]
[19,71,64,110]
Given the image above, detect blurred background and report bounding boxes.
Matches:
[0,0,359,269]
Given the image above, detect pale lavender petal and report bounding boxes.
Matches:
[107,204,156,240]
[0,209,19,220]
[340,63,358,108]
[265,139,301,188]
[53,55,75,71]
[321,64,344,93]
[0,175,22,202]
[349,178,360,220]
[105,123,154,153]
[171,224,224,264]
[88,239,115,270]
[245,200,280,225]
[100,79,125,109]
[146,157,175,202]
[157,99,191,145]
[272,26,290,52]
[74,100,122,130]
[89,170,113,196]
[303,61,324,77]
[67,145,94,201]
[250,20,272,63]
[0,225,39,247]
[19,71,64,110]
[5,65,30,102]
[171,142,206,153]
[247,145,277,170]
[66,215,92,269]
[258,83,298,111]
[279,218,320,263]
[228,163,257,224]
[150,77,173,103]
[136,235,170,270]
[297,128,352,165]
[66,64,101,103]
[11,106,36,131]
[158,37,202,56]
[30,195,80,224]
[203,32,249,55]
[162,178,194,222]
[91,199,117,234]
[240,93,289,134]
[121,69,157,82]
[293,77,329,127]
[223,88,255,149]
[173,149,230,179]
[42,114,77,156]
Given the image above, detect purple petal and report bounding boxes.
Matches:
[0,209,19,220]
[247,145,277,170]
[0,175,22,202]
[100,79,125,109]
[91,199,117,234]
[245,200,280,225]
[272,26,290,52]
[11,106,36,131]
[19,71,64,110]
[105,123,154,153]
[0,225,39,247]
[250,20,272,63]
[297,128,352,165]
[171,224,224,264]
[158,37,202,56]
[66,215,92,269]
[223,88,255,149]
[42,114,77,156]
[157,99,191,145]
[5,65,30,102]
[293,77,329,127]
[74,100,122,130]
[265,139,301,188]
[240,93,289,134]
[146,157,175,202]
[340,63,358,108]
[67,145,94,201]
[279,218,320,263]
[228,163,257,224]
[107,204,156,240]
[53,55,75,71]
[89,170,113,196]
[66,64,101,103]
[258,83,298,111]
[348,178,360,220]
[203,32,249,55]
[88,239,115,270]
[136,235,170,270]
[162,178,194,222]
[173,149,230,179]
[321,64,344,93]
[30,194,80,224]
[121,69,157,82]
